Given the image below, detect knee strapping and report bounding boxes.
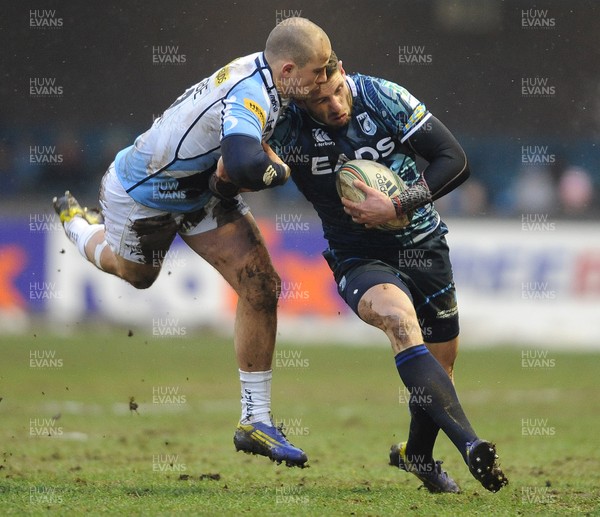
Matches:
[93,240,108,270]
[76,223,104,257]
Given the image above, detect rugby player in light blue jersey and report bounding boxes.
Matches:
[265,52,508,492]
[53,17,332,468]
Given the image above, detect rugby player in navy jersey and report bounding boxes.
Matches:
[52,17,332,468]
[264,52,508,492]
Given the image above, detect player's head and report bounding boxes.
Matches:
[265,17,331,99]
[299,50,352,128]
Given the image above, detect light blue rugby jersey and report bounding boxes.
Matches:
[114,52,282,212]
[269,74,441,251]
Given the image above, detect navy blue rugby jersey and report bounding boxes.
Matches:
[269,74,442,252]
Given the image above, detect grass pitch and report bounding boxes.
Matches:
[1,329,599,516]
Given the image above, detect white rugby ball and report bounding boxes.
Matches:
[336,159,411,230]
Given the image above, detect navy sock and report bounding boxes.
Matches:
[405,400,440,465]
[395,345,477,463]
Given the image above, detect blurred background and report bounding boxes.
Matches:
[1,0,599,347]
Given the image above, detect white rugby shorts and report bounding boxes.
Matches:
[99,163,249,264]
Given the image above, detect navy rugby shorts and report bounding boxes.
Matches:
[323,224,459,343]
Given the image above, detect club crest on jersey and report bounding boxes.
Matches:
[356,112,377,136]
[312,128,335,147]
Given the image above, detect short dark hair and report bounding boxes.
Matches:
[325,50,340,79]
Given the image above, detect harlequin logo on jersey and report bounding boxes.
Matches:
[356,113,377,136]
[312,128,335,147]
[244,98,267,128]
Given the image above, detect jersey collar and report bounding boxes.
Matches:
[256,52,283,109]
[346,75,358,98]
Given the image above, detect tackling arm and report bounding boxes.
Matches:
[209,135,290,198]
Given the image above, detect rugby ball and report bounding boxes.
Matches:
[336,159,411,230]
